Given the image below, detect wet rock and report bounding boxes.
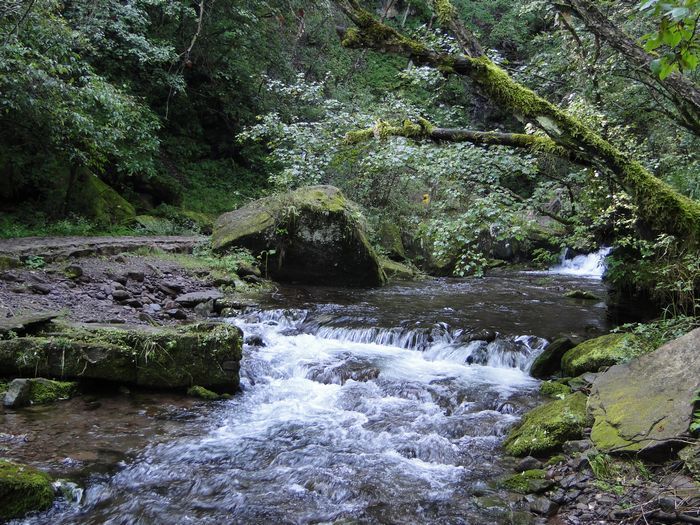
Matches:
[528,496,559,516]
[529,337,574,379]
[0,322,242,392]
[143,303,162,315]
[564,290,599,300]
[244,335,266,347]
[175,290,223,307]
[0,460,54,520]
[125,299,143,308]
[212,185,386,287]
[561,333,648,376]
[589,328,700,456]
[3,378,77,409]
[504,392,591,456]
[187,385,221,400]
[517,456,544,472]
[3,379,31,408]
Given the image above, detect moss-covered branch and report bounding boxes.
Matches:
[335,0,700,244]
[345,118,589,165]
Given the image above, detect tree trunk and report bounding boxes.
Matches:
[554,0,700,135]
[335,0,700,245]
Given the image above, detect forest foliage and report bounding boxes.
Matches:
[1,0,699,311]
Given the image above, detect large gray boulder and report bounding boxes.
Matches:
[588,327,700,456]
[212,185,386,287]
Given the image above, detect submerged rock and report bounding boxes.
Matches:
[588,327,700,456]
[3,378,77,408]
[0,322,242,392]
[504,392,591,457]
[212,185,386,287]
[0,460,54,520]
[560,333,648,376]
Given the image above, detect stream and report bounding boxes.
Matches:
[5,263,611,524]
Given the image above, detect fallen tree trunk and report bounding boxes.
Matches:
[335,0,700,245]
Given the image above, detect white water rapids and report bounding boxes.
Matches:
[15,276,610,524]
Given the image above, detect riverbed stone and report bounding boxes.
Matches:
[504,392,592,457]
[3,378,77,408]
[175,290,223,307]
[0,460,54,520]
[0,322,242,392]
[499,469,554,494]
[561,333,648,377]
[530,337,574,379]
[212,185,386,287]
[588,328,700,456]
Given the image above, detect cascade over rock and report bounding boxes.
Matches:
[212,185,386,286]
[588,328,700,456]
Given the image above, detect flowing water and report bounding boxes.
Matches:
[5,272,610,525]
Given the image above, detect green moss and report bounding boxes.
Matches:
[545,454,566,466]
[499,469,553,494]
[561,333,649,376]
[434,0,457,25]
[0,460,54,520]
[29,379,77,404]
[504,392,592,457]
[0,323,242,391]
[187,385,220,400]
[539,380,571,398]
[0,256,21,270]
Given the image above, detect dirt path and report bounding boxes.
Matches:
[0,235,206,261]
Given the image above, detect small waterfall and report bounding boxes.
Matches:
[548,246,611,278]
[238,308,547,372]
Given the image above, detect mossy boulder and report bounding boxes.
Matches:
[0,460,54,520]
[504,392,592,457]
[588,328,700,456]
[3,378,77,408]
[498,469,554,494]
[187,385,221,400]
[377,221,406,260]
[0,256,21,270]
[213,185,386,287]
[67,168,135,225]
[380,257,419,281]
[529,337,575,379]
[0,322,242,393]
[560,333,648,377]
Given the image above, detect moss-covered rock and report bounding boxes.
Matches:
[561,333,648,377]
[0,256,22,270]
[588,328,700,456]
[0,460,54,520]
[504,392,592,457]
[498,469,554,494]
[212,185,386,287]
[4,378,78,408]
[377,221,406,261]
[529,337,574,379]
[564,290,600,300]
[67,168,135,225]
[380,257,419,281]
[539,380,571,398]
[0,322,242,392]
[187,385,220,400]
